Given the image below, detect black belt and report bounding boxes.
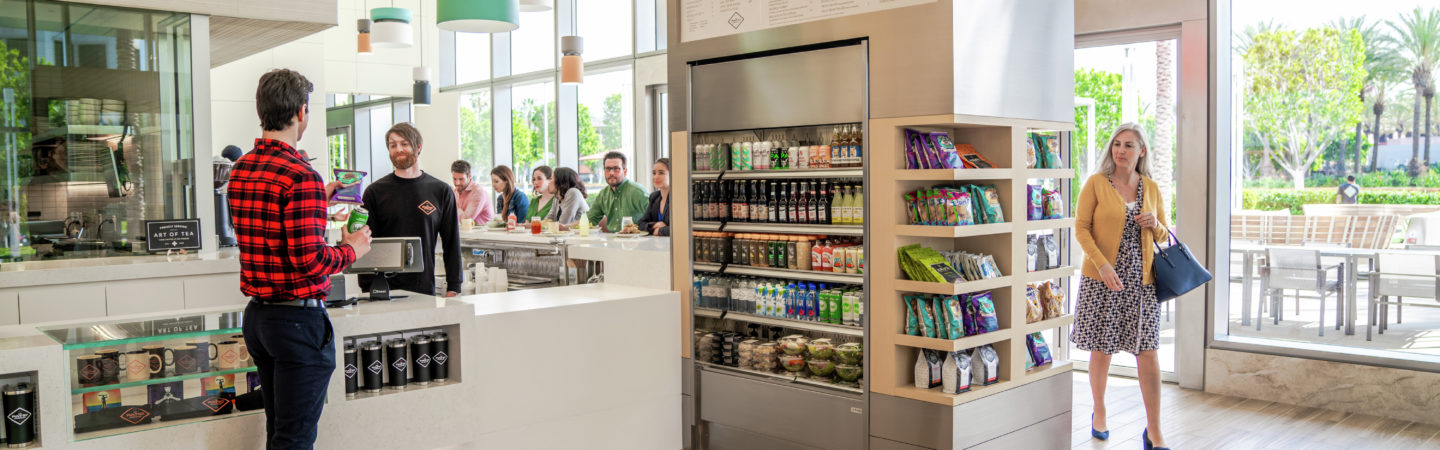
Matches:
[251,297,324,308]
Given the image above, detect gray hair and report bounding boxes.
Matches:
[1097,122,1152,178]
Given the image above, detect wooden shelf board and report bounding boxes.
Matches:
[1023,266,1076,283]
[893,331,1008,352]
[1022,315,1075,334]
[893,168,1015,181]
[1023,360,1075,382]
[886,380,1012,407]
[894,223,1013,238]
[894,276,1011,296]
[1023,218,1075,230]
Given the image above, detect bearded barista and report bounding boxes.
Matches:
[358,122,462,297]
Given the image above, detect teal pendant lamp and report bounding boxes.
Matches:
[437,0,519,33]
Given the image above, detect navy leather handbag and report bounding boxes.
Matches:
[1152,226,1212,302]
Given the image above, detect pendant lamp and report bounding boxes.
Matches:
[437,0,519,33]
[357,19,373,54]
[560,36,583,85]
[413,67,432,106]
[371,7,413,48]
[518,0,552,12]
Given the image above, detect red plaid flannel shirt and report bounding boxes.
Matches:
[228,138,355,300]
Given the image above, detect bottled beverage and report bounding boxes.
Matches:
[853,125,864,168]
[506,212,517,231]
[851,185,864,225]
[806,182,820,224]
[811,240,824,271]
[736,181,749,222]
[829,127,842,168]
[795,182,809,224]
[768,183,780,223]
[820,240,834,272]
[816,182,829,224]
[754,181,767,222]
[830,184,843,225]
[788,182,801,223]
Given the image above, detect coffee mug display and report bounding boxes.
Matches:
[231,334,249,361]
[120,350,162,382]
[216,340,250,369]
[187,341,218,373]
[143,345,173,378]
[77,355,103,386]
[95,349,121,384]
[172,345,199,374]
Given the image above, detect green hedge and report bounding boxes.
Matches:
[1242,189,1440,215]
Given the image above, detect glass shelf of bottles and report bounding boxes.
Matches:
[691,178,865,228]
[691,122,865,173]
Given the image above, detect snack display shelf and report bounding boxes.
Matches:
[1023,266,1076,283]
[1023,361,1074,380]
[692,262,865,285]
[694,307,864,337]
[889,379,1009,407]
[1023,218,1075,231]
[695,360,864,397]
[690,168,864,180]
[1022,168,1076,179]
[71,367,257,395]
[1023,315,1075,334]
[892,168,1015,181]
[893,276,1012,296]
[894,223,1012,238]
[73,410,264,442]
[893,332,1008,352]
[692,221,866,237]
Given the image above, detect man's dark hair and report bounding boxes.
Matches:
[1347,175,1356,182]
[452,160,472,175]
[255,69,313,131]
[221,145,243,162]
[603,151,627,167]
[387,122,424,154]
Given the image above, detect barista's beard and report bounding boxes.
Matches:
[391,153,416,170]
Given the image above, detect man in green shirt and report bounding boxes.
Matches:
[587,151,650,233]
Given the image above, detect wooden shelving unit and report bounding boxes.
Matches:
[869,114,1075,407]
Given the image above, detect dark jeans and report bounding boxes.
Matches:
[243,301,335,450]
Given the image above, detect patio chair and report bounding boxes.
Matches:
[1368,253,1440,341]
[1259,248,1343,336]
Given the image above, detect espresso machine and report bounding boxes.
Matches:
[214,160,236,247]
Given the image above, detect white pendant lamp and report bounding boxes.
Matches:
[371,7,413,48]
[560,36,583,85]
[436,0,519,33]
[519,0,552,12]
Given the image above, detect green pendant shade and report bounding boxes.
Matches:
[437,0,519,33]
[370,7,413,23]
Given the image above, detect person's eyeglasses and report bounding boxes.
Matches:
[604,167,624,173]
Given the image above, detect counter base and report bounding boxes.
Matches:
[870,369,1071,449]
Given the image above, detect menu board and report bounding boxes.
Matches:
[145,219,202,252]
[681,0,935,43]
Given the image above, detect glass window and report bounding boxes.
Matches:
[511,80,556,193]
[510,10,554,75]
[459,89,494,177]
[1218,2,1440,365]
[328,127,352,170]
[577,68,632,188]
[1,0,194,262]
[455,32,491,83]
[579,0,633,60]
[368,103,394,172]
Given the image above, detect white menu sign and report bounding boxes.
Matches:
[682,0,936,43]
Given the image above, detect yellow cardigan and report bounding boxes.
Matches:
[1074,172,1169,285]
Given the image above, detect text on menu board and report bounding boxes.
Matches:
[145,219,202,253]
[681,0,936,43]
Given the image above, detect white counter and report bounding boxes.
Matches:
[0,248,240,288]
[0,283,681,449]
[459,230,672,290]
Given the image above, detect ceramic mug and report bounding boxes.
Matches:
[216,340,250,369]
[77,354,103,386]
[120,350,162,382]
[171,345,199,374]
[188,340,219,373]
[143,345,174,378]
[94,349,121,384]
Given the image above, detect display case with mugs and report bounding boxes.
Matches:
[36,309,260,441]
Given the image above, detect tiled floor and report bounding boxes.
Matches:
[1069,372,1440,449]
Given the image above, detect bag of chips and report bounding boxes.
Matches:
[968,291,1000,333]
[952,191,975,226]
[904,296,921,336]
[1026,285,1044,324]
[1026,135,1039,168]
[942,350,973,394]
[955,144,998,169]
[1041,135,1062,169]
[1039,234,1058,269]
[918,298,938,338]
[1027,333,1053,366]
[931,296,949,340]
[979,185,1005,223]
[1027,235,1040,272]
[944,296,966,339]
[904,129,925,169]
[971,345,1000,386]
[1041,281,1066,319]
[1028,185,1044,220]
[929,132,964,170]
[915,349,943,388]
[331,169,368,203]
[1043,189,1064,220]
[900,244,963,283]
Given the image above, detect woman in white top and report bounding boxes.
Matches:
[546,167,590,228]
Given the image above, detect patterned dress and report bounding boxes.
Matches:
[1071,177,1161,355]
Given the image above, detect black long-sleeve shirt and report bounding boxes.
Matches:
[640,190,671,237]
[359,172,462,295]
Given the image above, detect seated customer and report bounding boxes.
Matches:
[452,160,494,225]
[490,165,530,225]
[640,158,671,236]
[546,167,590,228]
[586,151,650,232]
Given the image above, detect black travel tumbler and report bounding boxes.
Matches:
[360,341,383,393]
[343,343,358,396]
[2,383,36,447]
[430,332,449,382]
[384,338,408,390]
[409,336,432,385]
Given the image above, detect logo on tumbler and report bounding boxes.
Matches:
[416,354,431,368]
[202,397,229,413]
[177,355,196,372]
[368,360,384,374]
[221,350,238,364]
[128,360,148,377]
[392,357,407,372]
[80,364,101,381]
[434,352,448,365]
[6,407,30,426]
[119,407,150,424]
[344,364,358,378]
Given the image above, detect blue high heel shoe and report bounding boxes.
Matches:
[1091,413,1108,441]
[1143,428,1170,450]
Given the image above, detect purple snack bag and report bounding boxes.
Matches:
[1027,185,1044,221]
[919,134,945,169]
[331,169,368,203]
[1027,333,1053,366]
[968,291,999,333]
[929,132,964,169]
[961,293,979,336]
[904,129,926,169]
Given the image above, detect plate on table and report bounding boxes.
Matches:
[614,232,650,239]
[542,231,574,237]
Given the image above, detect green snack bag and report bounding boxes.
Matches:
[944,296,966,339]
[932,296,949,340]
[904,296,921,336]
[967,185,988,224]
[980,185,1006,223]
[918,298,939,339]
[903,245,963,283]
[905,192,921,224]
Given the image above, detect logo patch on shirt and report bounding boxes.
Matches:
[419,200,437,215]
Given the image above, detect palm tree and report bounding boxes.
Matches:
[1333,16,1407,173]
[1390,7,1440,177]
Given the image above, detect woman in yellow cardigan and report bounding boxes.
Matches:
[1073,123,1170,450]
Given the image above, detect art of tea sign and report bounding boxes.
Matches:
[145,219,202,253]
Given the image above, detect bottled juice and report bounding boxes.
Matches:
[531,217,542,234]
[853,125,864,167]
[820,240,834,272]
[811,239,824,271]
[829,127,842,167]
[506,212,517,231]
[851,185,864,225]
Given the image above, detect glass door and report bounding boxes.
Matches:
[1071,38,1181,379]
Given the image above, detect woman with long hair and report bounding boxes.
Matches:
[639,158,671,236]
[526,166,555,222]
[546,167,590,228]
[490,165,530,224]
[1073,123,1170,450]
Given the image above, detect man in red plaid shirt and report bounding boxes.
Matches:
[229,69,371,449]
